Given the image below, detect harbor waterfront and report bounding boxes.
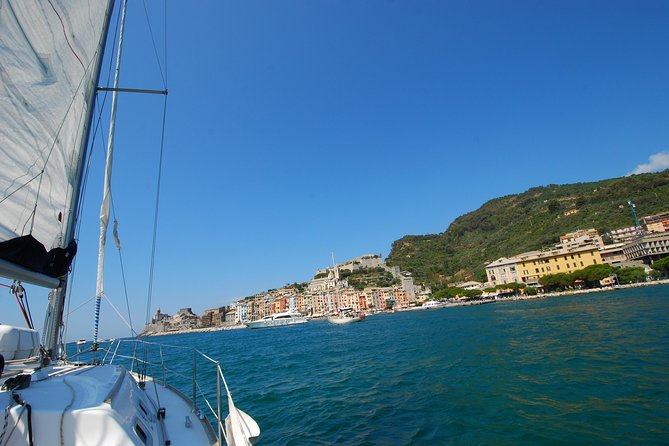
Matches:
[128,285,669,445]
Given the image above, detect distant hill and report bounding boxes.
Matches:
[386,170,669,286]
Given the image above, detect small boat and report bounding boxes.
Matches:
[75,338,88,353]
[422,300,447,309]
[246,311,308,329]
[327,307,365,324]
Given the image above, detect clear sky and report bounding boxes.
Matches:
[5,0,669,340]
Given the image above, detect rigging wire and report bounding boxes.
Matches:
[141,0,167,88]
[17,283,33,329]
[141,93,168,382]
[142,1,169,380]
[7,282,32,329]
[110,194,135,337]
[103,295,136,335]
[144,93,168,330]
[165,0,168,86]
[63,8,122,350]
[66,295,97,316]
[144,0,170,330]
[61,0,168,353]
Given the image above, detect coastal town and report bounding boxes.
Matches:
[142,254,427,334]
[142,209,669,335]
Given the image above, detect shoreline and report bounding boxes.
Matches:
[140,323,246,337]
[455,278,669,306]
[141,279,669,337]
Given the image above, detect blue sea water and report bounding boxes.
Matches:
[113,285,669,445]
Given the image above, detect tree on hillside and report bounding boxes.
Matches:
[616,267,647,284]
[386,170,669,288]
[651,256,669,275]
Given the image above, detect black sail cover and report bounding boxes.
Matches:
[0,235,76,278]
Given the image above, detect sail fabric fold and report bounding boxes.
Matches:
[0,0,113,253]
[225,395,261,446]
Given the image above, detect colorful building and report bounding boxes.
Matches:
[516,246,603,285]
[485,256,522,286]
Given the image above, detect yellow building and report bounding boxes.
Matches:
[516,245,603,285]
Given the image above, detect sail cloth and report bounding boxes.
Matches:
[0,0,113,260]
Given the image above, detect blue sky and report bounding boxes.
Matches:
[6,0,669,340]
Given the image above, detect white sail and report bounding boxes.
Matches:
[0,0,113,252]
[0,3,261,445]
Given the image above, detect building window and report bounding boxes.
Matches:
[580,261,584,266]
[556,265,560,270]
[573,263,577,267]
[593,260,597,264]
[535,268,539,273]
[546,266,551,272]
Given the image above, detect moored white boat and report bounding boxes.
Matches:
[422,300,447,309]
[327,307,365,324]
[245,311,308,329]
[327,315,364,324]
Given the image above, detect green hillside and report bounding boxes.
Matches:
[386,170,669,286]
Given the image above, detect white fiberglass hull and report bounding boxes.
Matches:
[245,311,308,329]
[422,300,447,309]
[245,317,307,329]
[327,316,363,324]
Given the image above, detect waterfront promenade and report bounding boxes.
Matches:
[141,279,669,337]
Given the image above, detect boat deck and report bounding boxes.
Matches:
[0,361,217,445]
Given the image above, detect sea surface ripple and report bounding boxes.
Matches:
[141,285,669,445]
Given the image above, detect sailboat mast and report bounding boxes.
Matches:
[93,0,128,349]
[44,0,118,359]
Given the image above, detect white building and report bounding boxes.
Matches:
[560,229,604,249]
